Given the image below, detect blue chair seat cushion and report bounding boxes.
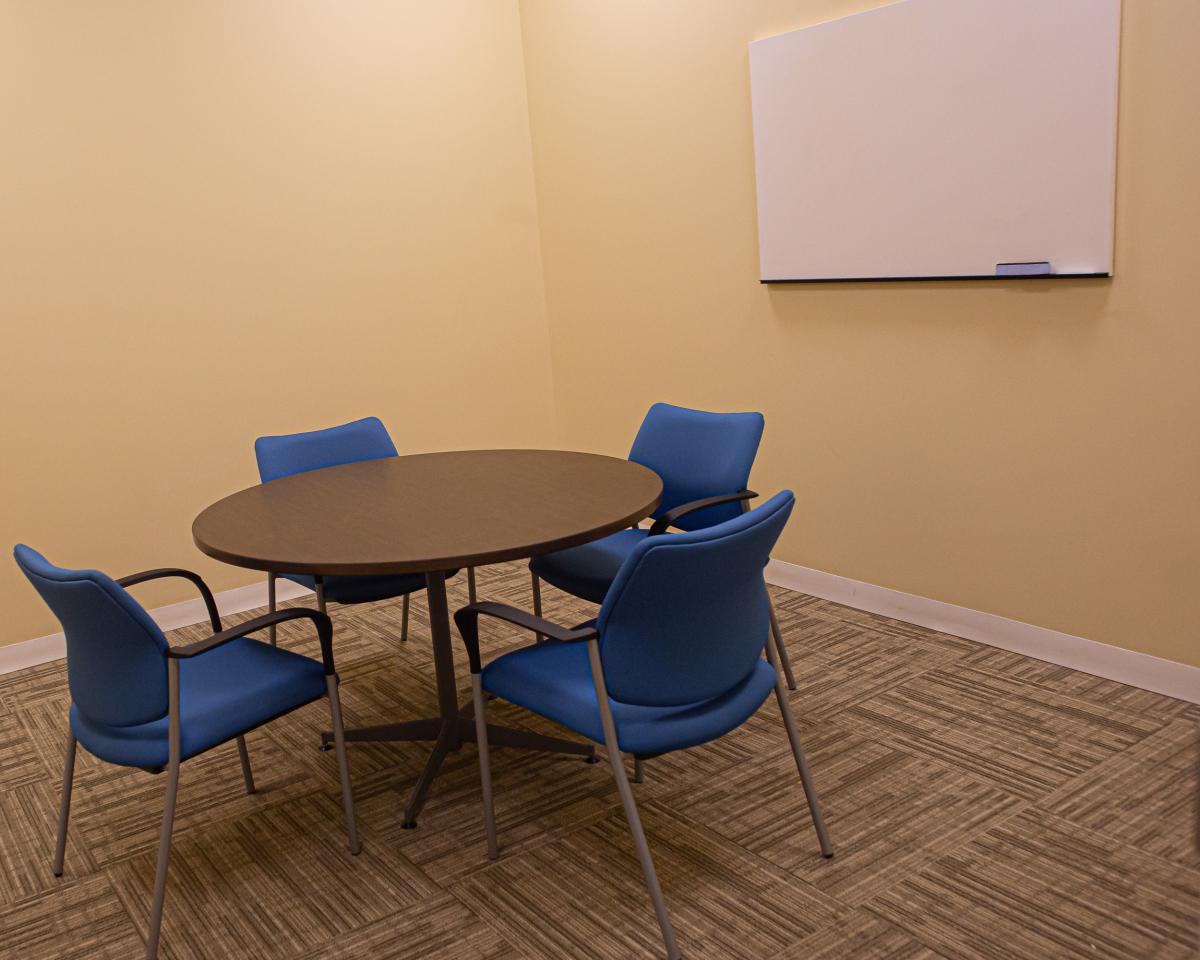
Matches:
[70,637,327,768]
[279,570,455,605]
[481,640,776,756]
[529,529,647,605]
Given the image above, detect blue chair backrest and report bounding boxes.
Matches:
[255,416,398,483]
[596,490,794,707]
[627,403,764,531]
[13,545,169,727]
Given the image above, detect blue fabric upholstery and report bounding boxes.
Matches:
[598,492,793,706]
[630,403,764,531]
[255,416,398,484]
[13,546,329,770]
[531,403,764,606]
[483,642,776,755]
[278,571,430,604]
[484,492,795,754]
[529,529,647,604]
[70,638,326,768]
[14,545,169,727]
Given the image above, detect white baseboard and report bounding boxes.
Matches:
[0,578,313,676]
[766,559,1200,705]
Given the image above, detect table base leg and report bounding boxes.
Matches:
[323,717,595,755]
[467,722,596,760]
[317,714,597,828]
[402,721,457,827]
[319,718,443,749]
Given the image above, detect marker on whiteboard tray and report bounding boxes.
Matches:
[996,261,1054,277]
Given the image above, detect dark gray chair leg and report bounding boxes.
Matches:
[236,736,256,795]
[471,674,499,860]
[315,577,327,615]
[531,572,545,643]
[326,676,360,855]
[401,593,410,643]
[587,640,680,960]
[468,566,478,605]
[146,661,183,959]
[768,599,797,691]
[765,629,832,857]
[267,573,278,646]
[633,756,645,784]
[52,731,76,877]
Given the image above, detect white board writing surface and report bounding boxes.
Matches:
[749,0,1121,282]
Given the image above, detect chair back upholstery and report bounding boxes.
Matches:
[596,490,794,707]
[255,416,398,483]
[627,403,764,530]
[13,545,169,726]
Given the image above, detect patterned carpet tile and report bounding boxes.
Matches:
[293,893,526,960]
[453,801,843,960]
[0,705,46,791]
[779,594,976,659]
[844,666,1166,800]
[871,808,1200,960]
[357,731,617,888]
[775,907,948,960]
[774,633,960,722]
[0,874,146,960]
[0,660,69,710]
[108,788,438,960]
[16,692,325,868]
[0,779,97,905]
[663,720,1026,905]
[0,563,1196,960]
[959,647,1193,722]
[1043,718,1199,869]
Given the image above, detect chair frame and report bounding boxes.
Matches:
[52,568,359,960]
[454,600,832,960]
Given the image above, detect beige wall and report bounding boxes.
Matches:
[4,1,1196,670]
[517,1,1200,666]
[0,1,555,643]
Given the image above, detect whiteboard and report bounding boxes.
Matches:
[749,0,1121,282]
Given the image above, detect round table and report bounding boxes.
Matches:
[193,449,662,825]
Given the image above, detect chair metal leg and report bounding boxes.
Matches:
[471,674,498,860]
[52,731,76,877]
[267,573,277,646]
[588,641,680,960]
[765,629,832,858]
[468,566,478,605]
[401,593,410,643]
[633,756,645,784]
[147,661,182,960]
[768,599,797,691]
[326,676,360,855]
[236,736,256,795]
[531,572,545,643]
[315,578,327,615]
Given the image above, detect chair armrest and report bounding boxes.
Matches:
[117,567,222,632]
[648,489,758,536]
[167,608,336,675]
[453,601,599,673]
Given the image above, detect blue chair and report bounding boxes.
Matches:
[13,545,358,960]
[255,416,473,647]
[456,491,832,960]
[529,402,798,694]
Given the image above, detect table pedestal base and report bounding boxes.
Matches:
[318,569,597,829]
[319,713,597,827]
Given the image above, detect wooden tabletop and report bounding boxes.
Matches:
[192,449,663,576]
